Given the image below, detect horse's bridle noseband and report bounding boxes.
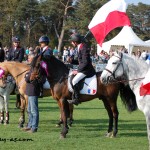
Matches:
[104,53,124,80]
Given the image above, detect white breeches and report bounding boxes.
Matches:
[72,72,86,86]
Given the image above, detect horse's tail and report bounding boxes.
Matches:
[119,83,137,112]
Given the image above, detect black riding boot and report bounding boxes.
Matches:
[69,84,80,105]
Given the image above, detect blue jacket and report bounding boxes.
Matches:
[7,47,25,62]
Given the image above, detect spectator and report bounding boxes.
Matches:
[22,67,46,133]
[29,47,34,54]
[53,46,58,57]
[25,47,29,55]
[63,47,69,62]
[136,50,141,58]
[140,50,147,60]
[4,46,9,60]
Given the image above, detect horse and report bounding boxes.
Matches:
[29,53,137,138]
[100,51,150,149]
[0,61,74,127]
[0,75,15,124]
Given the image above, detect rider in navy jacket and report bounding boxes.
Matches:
[38,35,53,57]
[7,36,25,62]
[69,33,95,105]
[7,36,25,109]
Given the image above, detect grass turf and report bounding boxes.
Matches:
[0,95,148,150]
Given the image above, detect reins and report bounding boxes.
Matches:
[15,69,30,89]
[15,69,30,78]
[110,77,145,84]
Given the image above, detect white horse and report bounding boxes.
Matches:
[100,51,150,149]
[0,76,15,124]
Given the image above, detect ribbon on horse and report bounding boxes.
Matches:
[0,68,5,78]
[140,69,150,96]
[41,61,48,76]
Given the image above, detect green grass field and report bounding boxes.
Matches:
[0,95,148,150]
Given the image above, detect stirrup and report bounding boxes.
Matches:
[68,99,80,106]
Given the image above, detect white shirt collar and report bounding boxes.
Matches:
[42,46,48,52]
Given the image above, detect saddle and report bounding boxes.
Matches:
[68,69,99,95]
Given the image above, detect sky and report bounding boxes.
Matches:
[125,0,150,5]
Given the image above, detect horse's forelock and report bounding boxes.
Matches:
[30,54,41,68]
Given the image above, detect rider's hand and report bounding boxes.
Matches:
[72,70,78,75]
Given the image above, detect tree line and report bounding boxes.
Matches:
[0,0,149,52]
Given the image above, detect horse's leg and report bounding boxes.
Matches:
[144,111,150,150]
[68,103,74,127]
[3,95,10,124]
[59,98,69,138]
[18,98,25,128]
[16,94,21,109]
[0,96,4,124]
[56,100,63,127]
[109,101,119,137]
[101,98,113,137]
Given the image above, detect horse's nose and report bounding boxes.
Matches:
[101,77,107,84]
[108,76,114,82]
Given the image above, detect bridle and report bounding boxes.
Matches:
[104,53,125,80]
[104,53,145,83]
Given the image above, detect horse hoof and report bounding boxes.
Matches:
[56,124,61,127]
[18,124,23,128]
[111,133,117,138]
[60,134,66,139]
[105,132,113,138]
[69,124,72,127]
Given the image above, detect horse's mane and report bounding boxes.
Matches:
[30,54,69,83]
[30,54,39,69]
[1,61,29,68]
[123,53,149,75]
[43,55,69,72]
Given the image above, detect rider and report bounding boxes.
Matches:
[69,33,95,105]
[7,36,25,110]
[7,36,25,62]
[38,35,53,57]
[37,35,53,97]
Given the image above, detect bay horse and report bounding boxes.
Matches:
[30,53,137,138]
[100,52,150,149]
[0,62,74,127]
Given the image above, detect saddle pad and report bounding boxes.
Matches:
[68,69,97,95]
[43,79,50,89]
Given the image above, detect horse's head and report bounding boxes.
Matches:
[101,52,126,84]
[0,66,9,88]
[30,53,43,81]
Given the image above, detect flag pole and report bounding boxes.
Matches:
[84,30,91,39]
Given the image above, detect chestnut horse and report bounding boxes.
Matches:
[0,62,74,127]
[29,54,137,138]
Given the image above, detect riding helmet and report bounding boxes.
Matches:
[69,33,83,43]
[39,35,50,44]
[12,36,20,43]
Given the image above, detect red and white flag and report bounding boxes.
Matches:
[140,69,150,96]
[88,0,131,46]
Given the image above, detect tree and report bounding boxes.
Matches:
[127,3,150,40]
